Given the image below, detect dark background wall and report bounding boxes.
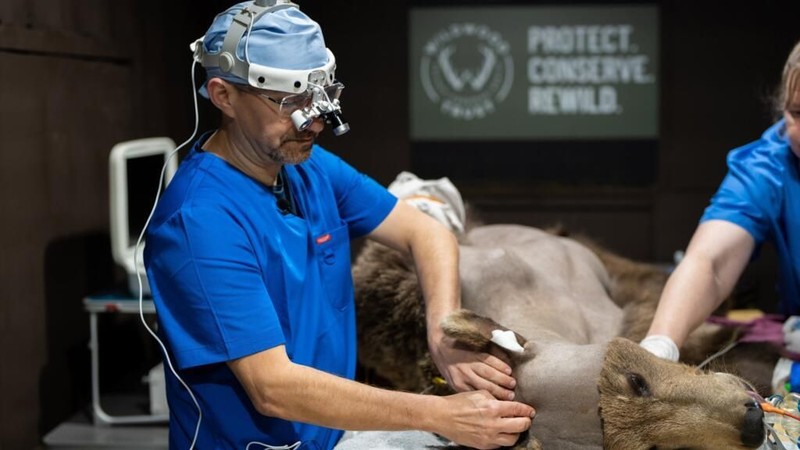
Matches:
[0,0,797,448]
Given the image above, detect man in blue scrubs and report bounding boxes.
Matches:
[640,39,800,362]
[144,2,534,449]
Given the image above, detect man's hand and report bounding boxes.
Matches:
[430,333,517,400]
[438,390,535,449]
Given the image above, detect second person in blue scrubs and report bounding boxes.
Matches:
[640,39,800,362]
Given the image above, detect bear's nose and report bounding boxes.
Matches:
[741,401,765,448]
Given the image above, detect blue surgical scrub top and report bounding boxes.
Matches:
[144,132,397,450]
[701,119,800,313]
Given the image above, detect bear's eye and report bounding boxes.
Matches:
[627,372,652,397]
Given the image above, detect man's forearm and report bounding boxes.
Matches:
[410,226,460,341]
[252,360,442,432]
[230,345,533,449]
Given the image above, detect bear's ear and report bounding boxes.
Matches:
[441,309,534,361]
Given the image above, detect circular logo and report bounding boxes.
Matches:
[420,23,514,121]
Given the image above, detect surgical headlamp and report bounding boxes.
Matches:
[190,0,349,135]
[290,83,350,136]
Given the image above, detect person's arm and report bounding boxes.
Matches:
[228,345,534,449]
[368,201,517,400]
[645,220,755,354]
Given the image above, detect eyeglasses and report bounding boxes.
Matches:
[237,83,344,117]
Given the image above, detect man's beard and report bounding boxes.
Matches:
[268,134,316,165]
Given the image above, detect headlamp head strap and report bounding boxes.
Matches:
[192,0,336,94]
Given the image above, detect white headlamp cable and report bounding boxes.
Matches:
[133,58,202,449]
[243,9,256,66]
[246,442,301,450]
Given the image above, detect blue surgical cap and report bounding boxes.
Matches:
[199,2,329,97]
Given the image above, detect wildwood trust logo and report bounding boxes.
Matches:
[420,23,514,120]
[411,6,658,140]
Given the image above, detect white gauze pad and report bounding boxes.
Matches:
[490,329,524,353]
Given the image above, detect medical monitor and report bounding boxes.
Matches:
[109,137,178,297]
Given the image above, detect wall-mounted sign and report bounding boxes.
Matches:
[410,5,659,140]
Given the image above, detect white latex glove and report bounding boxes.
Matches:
[639,335,680,362]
